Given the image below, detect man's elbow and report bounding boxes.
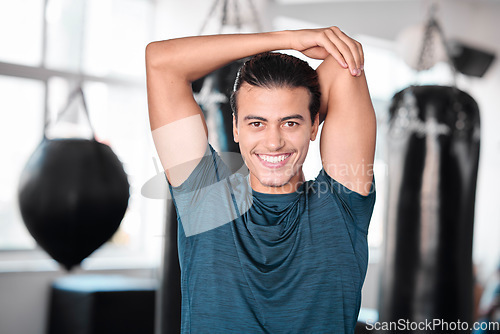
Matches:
[317,55,359,96]
[145,41,162,69]
[145,41,176,70]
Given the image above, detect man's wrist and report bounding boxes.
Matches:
[262,30,294,53]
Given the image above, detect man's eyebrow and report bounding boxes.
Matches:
[280,114,305,122]
[243,115,267,122]
[242,114,305,122]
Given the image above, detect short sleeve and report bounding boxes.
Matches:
[316,168,376,234]
[168,143,252,237]
[168,143,231,193]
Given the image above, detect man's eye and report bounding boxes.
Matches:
[284,121,298,127]
[250,122,262,127]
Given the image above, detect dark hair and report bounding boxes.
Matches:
[230,52,321,124]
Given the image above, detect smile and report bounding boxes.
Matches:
[256,153,292,167]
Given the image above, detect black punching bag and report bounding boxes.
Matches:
[379,85,480,332]
[17,88,130,271]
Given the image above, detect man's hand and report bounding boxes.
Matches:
[289,26,364,77]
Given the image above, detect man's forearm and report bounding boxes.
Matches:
[145,27,363,84]
[145,31,292,83]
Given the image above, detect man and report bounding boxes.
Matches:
[146,27,376,333]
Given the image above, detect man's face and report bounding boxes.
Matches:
[233,83,319,194]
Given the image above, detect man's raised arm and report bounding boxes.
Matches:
[145,32,292,186]
[317,50,376,196]
[145,28,364,186]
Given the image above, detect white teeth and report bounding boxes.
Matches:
[258,154,289,163]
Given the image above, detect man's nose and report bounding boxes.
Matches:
[264,126,285,151]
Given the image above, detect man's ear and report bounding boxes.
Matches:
[310,113,320,141]
[232,113,239,143]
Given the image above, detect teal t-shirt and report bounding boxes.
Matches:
[169,144,376,333]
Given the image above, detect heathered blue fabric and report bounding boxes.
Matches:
[168,144,376,333]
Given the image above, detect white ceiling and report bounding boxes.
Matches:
[269,0,500,51]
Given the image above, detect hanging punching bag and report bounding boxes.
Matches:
[17,88,130,271]
[379,85,480,332]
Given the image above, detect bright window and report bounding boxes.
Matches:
[0,0,162,270]
[0,0,44,66]
[0,76,45,250]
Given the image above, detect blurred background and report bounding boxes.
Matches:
[0,0,499,333]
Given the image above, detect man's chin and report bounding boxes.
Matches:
[249,166,302,192]
[256,175,296,190]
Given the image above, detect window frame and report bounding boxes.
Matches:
[0,0,161,273]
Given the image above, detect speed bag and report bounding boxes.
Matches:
[18,137,130,270]
[378,85,480,331]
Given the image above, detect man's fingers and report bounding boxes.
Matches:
[327,27,364,76]
[334,29,362,75]
[343,38,362,71]
[318,31,348,68]
[325,28,357,75]
[321,29,354,70]
[296,26,364,76]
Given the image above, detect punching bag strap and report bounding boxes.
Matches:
[43,86,96,141]
[426,16,466,116]
[416,4,459,86]
[413,3,464,115]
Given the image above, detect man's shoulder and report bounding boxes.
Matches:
[307,168,376,214]
[168,143,234,193]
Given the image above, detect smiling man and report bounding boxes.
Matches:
[146,27,377,333]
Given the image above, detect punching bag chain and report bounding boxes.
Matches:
[414,3,468,130]
[416,4,458,87]
[43,86,96,141]
[416,9,437,73]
